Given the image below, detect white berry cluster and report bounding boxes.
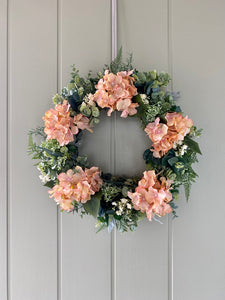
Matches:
[112,198,133,216]
[140,94,149,104]
[173,140,188,156]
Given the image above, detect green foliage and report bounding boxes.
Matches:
[52,93,64,105]
[143,140,201,202]
[79,94,101,126]
[28,131,80,184]
[29,127,46,138]
[189,126,203,138]
[133,70,170,88]
[96,209,145,233]
[113,210,144,232]
[101,183,122,202]
[94,176,144,232]
[75,155,90,169]
[173,148,199,201]
[83,192,102,218]
[184,136,202,155]
[104,47,133,74]
[133,81,177,128]
[69,65,97,97]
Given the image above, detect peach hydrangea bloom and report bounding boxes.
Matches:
[73,113,93,133]
[43,100,92,146]
[93,70,138,117]
[145,112,193,158]
[49,166,103,211]
[145,117,168,143]
[165,112,193,141]
[127,170,173,221]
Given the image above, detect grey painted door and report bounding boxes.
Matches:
[1,0,225,299]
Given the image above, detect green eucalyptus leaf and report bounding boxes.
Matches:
[146,162,154,170]
[114,214,122,220]
[184,136,202,154]
[143,149,151,162]
[96,223,106,233]
[170,105,182,112]
[149,70,157,80]
[92,107,100,117]
[67,83,75,91]
[168,157,179,166]
[133,94,143,104]
[145,81,153,95]
[137,212,146,222]
[83,191,102,218]
[184,182,191,202]
[44,181,55,188]
[28,134,34,147]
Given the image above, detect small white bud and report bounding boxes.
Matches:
[180,144,188,156]
[119,205,123,212]
[140,94,147,100]
[173,142,178,149]
[39,174,50,184]
[127,203,132,209]
[121,198,127,204]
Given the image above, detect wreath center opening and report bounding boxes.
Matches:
[79,111,150,177]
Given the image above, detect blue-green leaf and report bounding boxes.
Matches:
[28,134,34,147]
[83,191,102,218]
[184,136,202,155]
[44,181,55,188]
[168,157,179,166]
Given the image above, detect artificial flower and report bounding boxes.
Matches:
[128,170,172,221]
[49,166,103,211]
[145,113,193,157]
[73,113,93,133]
[43,100,92,146]
[145,117,168,143]
[93,70,138,117]
[165,112,193,141]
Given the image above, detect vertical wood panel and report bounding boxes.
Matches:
[4,1,225,299]
[0,0,8,299]
[167,1,174,299]
[172,1,225,299]
[116,1,169,299]
[9,1,58,299]
[60,1,111,299]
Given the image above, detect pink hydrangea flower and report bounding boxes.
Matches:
[128,170,173,221]
[116,98,139,118]
[144,113,193,157]
[165,112,193,141]
[73,113,93,133]
[48,166,103,211]
[43,100,92,146]
[85,167,103,192]
[93,70,138,117]
[145,117,168,143]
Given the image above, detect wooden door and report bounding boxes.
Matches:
[1,1,225,299]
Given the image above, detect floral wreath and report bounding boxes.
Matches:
[28,50,202,232]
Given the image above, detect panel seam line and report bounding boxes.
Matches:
[57,0,62,299]
[6,0,10,299]
[167,1,174,300]
[111,1,117,300]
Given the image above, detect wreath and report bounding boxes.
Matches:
[28,50,202,232]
